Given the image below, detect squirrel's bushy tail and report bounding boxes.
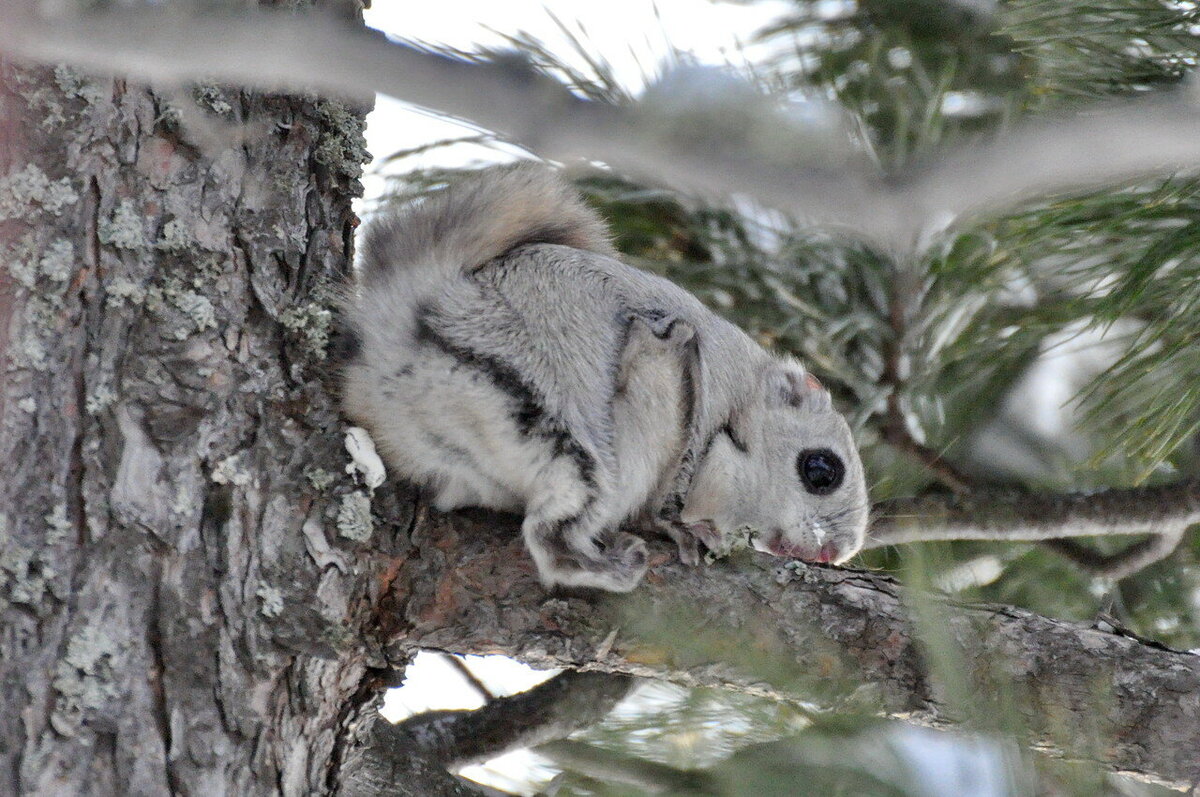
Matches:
[358,162,615,285]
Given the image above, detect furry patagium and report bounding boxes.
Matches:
[339,164,868,591]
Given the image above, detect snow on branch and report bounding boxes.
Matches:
[3,3,1200,250]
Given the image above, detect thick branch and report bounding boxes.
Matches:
[387,507,1200,790]
[395,669,636,768]
[867,480,1200,577]
[4,4,1200,249]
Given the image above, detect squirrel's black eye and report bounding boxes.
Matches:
[798,448,844,495]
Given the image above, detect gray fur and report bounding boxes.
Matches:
[340,163,868,591]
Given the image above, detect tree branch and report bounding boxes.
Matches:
[393,669,636,769]
[879,266,977,496]
[875,274,1192,577]
[878,421,976,498]
[867,480,1200,577]
[1037,534,1188,579]
[3,3,1200,250]
[537,740,711,794]
[386,506,1200,790]
[870,267,1188,578]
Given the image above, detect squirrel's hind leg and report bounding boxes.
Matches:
[523,514,649,592]
[520,465,649,592]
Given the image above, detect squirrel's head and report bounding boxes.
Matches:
[682,359,868,565]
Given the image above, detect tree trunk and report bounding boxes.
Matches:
[0,51,397,793]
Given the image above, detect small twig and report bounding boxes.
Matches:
[879,266,976,496]
[878,415,976,496]
[439,654,496,704]
[1038,530,1188,579]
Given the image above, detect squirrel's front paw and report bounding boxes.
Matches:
[661,519,720,566]
[684,520,721,550]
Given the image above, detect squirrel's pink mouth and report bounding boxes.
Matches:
[760,535,840,564]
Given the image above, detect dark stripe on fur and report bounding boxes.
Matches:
[423,430,473,464]
[655,328,703,525]
[531,515,584,561]
[516,224,591,253]
[613,313,635,393]
[658,494,685,522]
[679,332,699,443]
[720,421,749,454]
[658,415,745,525]
[414,308,597,489]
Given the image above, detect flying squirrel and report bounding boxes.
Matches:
[338,163,868,591]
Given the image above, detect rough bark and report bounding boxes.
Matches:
[0,51,401,793]
[386,509,1200,791]
[335,707,487,797]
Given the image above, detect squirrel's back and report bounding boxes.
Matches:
[357,162,616,286]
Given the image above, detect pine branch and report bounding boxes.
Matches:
[536,740,711,793]
[4,3,1200,250]
[866,480,1200,578]
[880,266,977,496]
[1038,535,1185,579]
[878,421,976,497]
[875,270,1193,578]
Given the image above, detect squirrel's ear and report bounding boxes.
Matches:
[766,364,830,409]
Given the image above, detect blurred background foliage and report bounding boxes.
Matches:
[378,0,1200,793]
